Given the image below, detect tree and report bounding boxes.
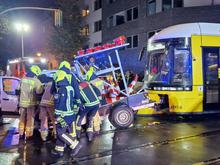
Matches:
[47,0,87,60]
[0,18,9,36]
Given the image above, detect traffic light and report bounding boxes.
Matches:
[54,9,62,27]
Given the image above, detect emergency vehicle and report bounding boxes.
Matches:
[7,56,58,78]
[0,76,20,113]
[138,22,220,116]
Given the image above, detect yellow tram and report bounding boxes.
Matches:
[138,23,220,115]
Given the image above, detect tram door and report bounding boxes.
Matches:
[203,47,220,111]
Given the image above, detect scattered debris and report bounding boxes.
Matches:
[147,121,161,126]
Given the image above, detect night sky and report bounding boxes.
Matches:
[0,0,56,69]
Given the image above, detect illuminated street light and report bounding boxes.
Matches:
[15,23,30,58]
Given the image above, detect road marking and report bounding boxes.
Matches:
[1,127,19,148]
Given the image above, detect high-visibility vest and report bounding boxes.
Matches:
[19,77,43,108]
[79,81,100,107]
[55,86,77,117]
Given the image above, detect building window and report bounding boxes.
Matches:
[94,20,102,32]
[127,35,139,48]
[174,0,183,8]
[109,0,116,4]
[127,37,132,48]
[94,0,102,10]
[162,0,172,11]
[147,0,156,15]
[133,35,138,47]
[126,7,138,22]
[107,16,114,27]
[81,25,89,36]
[126,9,132,22]
[133,7,138,20]
[116,11,126,26]
[94,42,102,47]
[82,7,89,17]
[162,0,183,11]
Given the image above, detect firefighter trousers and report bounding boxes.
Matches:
[76,105,99,133]
[39,106,56,140]
[55,122,79,153]
[19,107,35,137]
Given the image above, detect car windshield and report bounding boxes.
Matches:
[146,38,192,87]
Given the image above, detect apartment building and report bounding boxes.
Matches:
[102,0,220,74]
[80,0,102,48]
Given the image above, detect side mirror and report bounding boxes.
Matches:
[138,47,146,61]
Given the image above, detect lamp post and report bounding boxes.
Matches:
[15,23,30,58]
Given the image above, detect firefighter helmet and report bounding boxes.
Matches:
[59,61,71,70]
[30,65,41,76]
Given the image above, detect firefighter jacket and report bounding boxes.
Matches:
[86,66,97,81]
[54,78,78,124]
[60,66,82,106]
[79,81,101,108]
[40,82,54,107]
[18,76,43,108]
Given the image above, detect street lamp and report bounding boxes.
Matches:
[15,23,30,58]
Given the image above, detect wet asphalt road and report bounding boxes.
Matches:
[1,115,220,165]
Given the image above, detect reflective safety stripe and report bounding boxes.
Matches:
[76,116,81,130]
[80,85,100,107]
[70,140,79,150]
[55,146,64,152]
[87,127,93,132]
[84,100,100,107]
[41,100,54,106]
[80,91,90,103]
[22,79,35,86]
[55,109,74,116]
[66,86,75,113]
[76,99,81,104]
[62,134,76,147]
[70,122,76,137]
[76,125,81,131]
[89,84,99,101]
[66,86,71,112]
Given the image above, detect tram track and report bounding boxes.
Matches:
[51,129,220,165]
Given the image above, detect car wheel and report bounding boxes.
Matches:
[109,105,134,129]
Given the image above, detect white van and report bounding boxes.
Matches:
[0,76,20,113]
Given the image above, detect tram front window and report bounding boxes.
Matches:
[147,38,192,89]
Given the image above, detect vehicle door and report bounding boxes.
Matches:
[1,77,20,112]
[203,47,220,111]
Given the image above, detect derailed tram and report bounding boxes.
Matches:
[138,22,220,115]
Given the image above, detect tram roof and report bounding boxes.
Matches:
[150,23,220,41]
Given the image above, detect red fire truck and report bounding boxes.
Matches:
[7,56,58,78]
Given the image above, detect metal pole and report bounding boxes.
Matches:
[21,31,24,58]
[108,55,117,81]
[115,49,128,94]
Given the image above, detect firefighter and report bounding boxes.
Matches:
[51,61,81,108]
[76,81,101,142]
[18,65,43,139]
[52,70,81,157]
[86,66,97,81]
[39,81,56,141]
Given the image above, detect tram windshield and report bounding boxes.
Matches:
[146,38,192,89]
